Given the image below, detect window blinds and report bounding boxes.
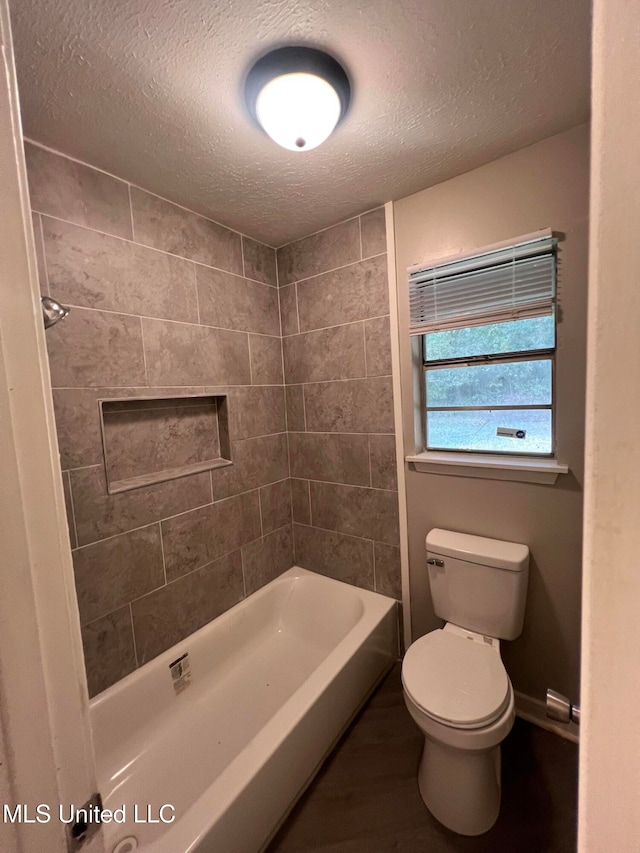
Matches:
[408,234,557,336]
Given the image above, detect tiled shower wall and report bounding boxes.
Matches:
[25,142,292,696]
[277,213,401,598]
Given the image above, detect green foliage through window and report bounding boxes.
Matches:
[424,315,555,455]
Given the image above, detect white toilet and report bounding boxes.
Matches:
[401,528,529,836]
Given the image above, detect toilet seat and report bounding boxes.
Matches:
[402,629,510,729]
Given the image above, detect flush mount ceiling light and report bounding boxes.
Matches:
[244,47,351,152]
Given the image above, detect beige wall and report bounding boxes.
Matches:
[277,212,402,600]
[394,124,589,701]
[579,0,640,846]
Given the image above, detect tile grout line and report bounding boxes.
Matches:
[282,312,391,338]
[362,320,368,379]
[63,431,292,478]
[279,250,387,287]
[294,283,301,334]
[45,299,282,338]
[71,471,295,552]
[293,519,397,550]
[193,263,201,324]
[31,209,280,288]
[368,434,373,488]
[276,287,287,388]
[307,479,312,526]
[129,603,140,668]
[159,521,168,586]
[25,138,280,250]
[301,383,308,431]
[139,316,150,387]
[372,540,378,593]
[247,333,254,384]
[241,235,246,278]
[358,216,363,261]
[127,184,136,242]
[240,548,248,598]
[52,381,287,391]
[276,206,385,252]
[258,488,264,537]
[65,471,81,549]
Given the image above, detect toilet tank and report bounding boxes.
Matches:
[426,528,529,641]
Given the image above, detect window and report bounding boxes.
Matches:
[409,232,557,457]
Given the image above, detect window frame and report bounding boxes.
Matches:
[421,324,557,459]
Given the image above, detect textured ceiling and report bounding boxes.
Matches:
[10,0,591,246]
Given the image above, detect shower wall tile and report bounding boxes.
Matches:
[310,482,400,547]
[73,524,164,625]
[249,334,284,385]
[26,144,296,694]
[374,542,402,600]
[25,142,132,239]
[52,386,204,471]
[260,479,292,535]
[70,466,211,546]
[196,266,280,336]
[276,217,360,285]
[293,523,374,590]
[288,432,370,487]
[46,307,146,388]
[212,432,289,499]
[81,607,137,698]
[295,255,389,332]
[369,434,398,491]
[130,187,243,274]
[42,217,198,322]
[279,284,299,337]
[360,207,387,258]
[290,478,311,525]
[161,490,261,581]
[285,384,305,432]
[242,236,277,286]
[365,316,393,377]
[214,385,286,441]
[303,377,395,434]
[283,323,366,384]
[242,524,293,595]
[132,550,245,665]
[142,318,251,386]
[277,208,400,601]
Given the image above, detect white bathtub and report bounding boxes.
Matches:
[90,566,398,853]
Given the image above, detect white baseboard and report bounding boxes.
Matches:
[515,691,580,744]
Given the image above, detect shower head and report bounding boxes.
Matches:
[41,296,70,329]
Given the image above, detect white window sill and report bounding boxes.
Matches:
[405,451,569,484]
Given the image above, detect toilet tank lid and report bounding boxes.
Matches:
[426,528,529,572]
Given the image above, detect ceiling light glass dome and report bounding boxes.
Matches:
[245,47,351,152]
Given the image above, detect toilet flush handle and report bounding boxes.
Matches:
[427,558,444,567]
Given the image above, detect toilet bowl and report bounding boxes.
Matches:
[402,623,515,836]
[402,528,529,836]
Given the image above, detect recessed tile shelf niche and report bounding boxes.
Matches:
[99,394,231,494]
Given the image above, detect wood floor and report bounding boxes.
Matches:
[268,664,579,853]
